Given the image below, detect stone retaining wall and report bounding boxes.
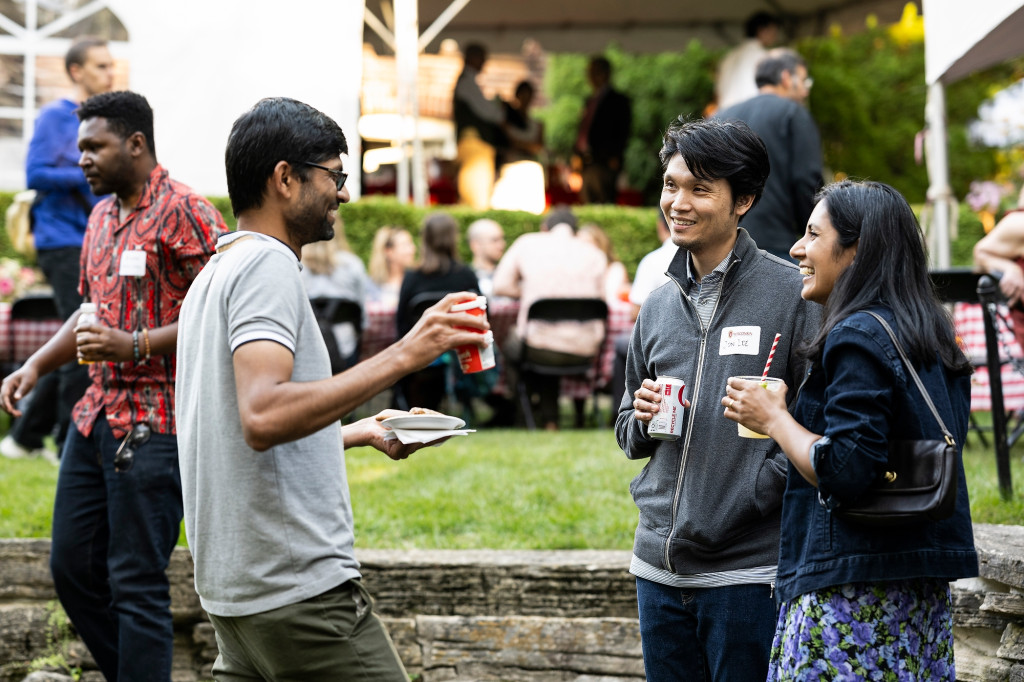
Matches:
[1,525,1022,681]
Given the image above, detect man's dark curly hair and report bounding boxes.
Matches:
[77,90,156,158]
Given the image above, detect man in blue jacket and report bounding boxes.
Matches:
[0,38,113,461]
[615,117,821,681]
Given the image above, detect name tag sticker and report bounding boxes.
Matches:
[720,326,761,355]
[118,249,147,277]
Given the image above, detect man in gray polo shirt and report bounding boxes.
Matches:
[175,97,488,679]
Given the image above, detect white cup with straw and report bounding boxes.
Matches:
[732,332,783,439]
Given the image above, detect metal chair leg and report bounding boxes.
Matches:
[518,376,536,430]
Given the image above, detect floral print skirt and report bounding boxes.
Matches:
[767,578,955,681]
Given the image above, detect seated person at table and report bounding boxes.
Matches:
[395,212,480,411]
[301,223,369,372]
[973,197,1024,350]
[493,207,607,430]
[467,218,507,299]
[578,222,631,304]
[367,225,416,309]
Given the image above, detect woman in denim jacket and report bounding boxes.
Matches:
[723,180,978,680]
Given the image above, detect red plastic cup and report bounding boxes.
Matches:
[451,296,496,373]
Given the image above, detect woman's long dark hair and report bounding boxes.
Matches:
[419,212,461,276]
[804,180,971,375]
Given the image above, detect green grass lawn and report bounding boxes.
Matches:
[1,425,1021,547]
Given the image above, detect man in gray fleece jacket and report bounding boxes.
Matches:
[615,117,821,681]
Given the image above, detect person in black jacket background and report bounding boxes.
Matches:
[395,212,480,411]
[717,48,823,261]
[573,56,632,205]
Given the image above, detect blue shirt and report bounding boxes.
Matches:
[26,98,102,250]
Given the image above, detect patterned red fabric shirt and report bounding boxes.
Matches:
[73,165,226,439]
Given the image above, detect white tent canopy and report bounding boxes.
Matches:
[922,0,1024,267]
[924,0,1024,84]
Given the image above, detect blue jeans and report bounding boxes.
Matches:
[636,577,777,682]
[50,415,182,682]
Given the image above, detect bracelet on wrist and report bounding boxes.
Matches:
[142,327,151,360]
[132,330,140,362]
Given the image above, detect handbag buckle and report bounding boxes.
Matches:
[882,471,897,483]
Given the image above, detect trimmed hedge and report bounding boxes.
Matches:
[340,198,662,279]
[0,191,985,276]
[0,192,661,279]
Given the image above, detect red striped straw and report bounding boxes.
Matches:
[762,333,782,380]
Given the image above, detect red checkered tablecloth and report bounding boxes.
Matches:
[0,302,63,369]
[953,302,1024,412]
[359,298,633,399]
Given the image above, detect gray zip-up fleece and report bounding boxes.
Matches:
[615,228,822,576]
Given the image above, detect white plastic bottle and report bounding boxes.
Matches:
[77,302,98,364]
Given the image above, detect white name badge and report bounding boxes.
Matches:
[118,249,147,277]
[719,326,761,355]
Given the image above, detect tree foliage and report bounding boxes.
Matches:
[798,25,1023,203]
[538,23,1023,206]
[538,43,717,205]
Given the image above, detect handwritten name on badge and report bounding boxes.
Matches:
[119,249,147,277]
[719,326,761,355]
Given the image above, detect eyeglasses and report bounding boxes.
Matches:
[304,162,348,192]
[114,423,152,473]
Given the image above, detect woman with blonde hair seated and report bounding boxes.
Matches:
[367,225,416,308]
[300,224,369,372]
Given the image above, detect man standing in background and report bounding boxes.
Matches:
[453,43,505,210]
[715,12,781,110]
[717,48,823,261]
[574,56,632,205]
[0,38,113,461]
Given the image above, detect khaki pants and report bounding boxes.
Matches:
[457,131,495,210]
[209,579,407,680]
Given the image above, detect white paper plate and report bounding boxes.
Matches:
[381,414,466,431]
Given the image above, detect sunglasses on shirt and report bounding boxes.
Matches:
[114,423,152,473]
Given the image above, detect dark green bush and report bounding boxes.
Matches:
[0,189,992,273]
[0,192,661,278]
[342,198,661,279]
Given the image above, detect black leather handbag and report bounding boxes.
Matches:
[831,312,958,527]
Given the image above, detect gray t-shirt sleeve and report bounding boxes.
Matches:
[227,248,305,354]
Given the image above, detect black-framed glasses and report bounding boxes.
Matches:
[304,162,348,192]
[114,423,152,473]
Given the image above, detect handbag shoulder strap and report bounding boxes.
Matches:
[864,311,955,445]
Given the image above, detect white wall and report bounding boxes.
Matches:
[106,0,365,198]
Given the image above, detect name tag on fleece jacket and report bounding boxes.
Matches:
[719,326,761,355]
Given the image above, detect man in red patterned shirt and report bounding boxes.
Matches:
[0,90,225,681]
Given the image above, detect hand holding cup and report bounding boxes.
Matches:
[723,376,787,439]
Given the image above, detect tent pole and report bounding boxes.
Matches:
[925,81,953,269]
[394,0,418,204]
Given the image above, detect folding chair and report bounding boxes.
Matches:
[393,291,451,412]
[515,297,608,430]
[308,297,363,375]
[929,269,988,444]
[3,292,59,377]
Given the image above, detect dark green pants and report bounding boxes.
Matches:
[208,580,407,681]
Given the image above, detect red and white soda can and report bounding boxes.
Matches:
[647,375,686,441]
[451,296,496,373]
